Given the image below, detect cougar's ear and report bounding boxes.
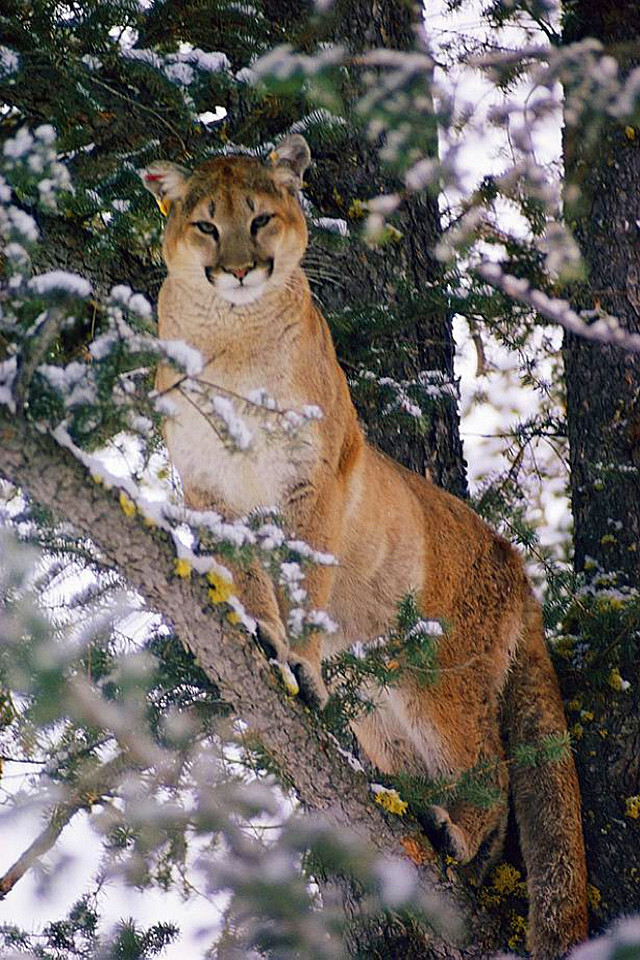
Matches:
[139,161,190,215]
[270,135,311,193]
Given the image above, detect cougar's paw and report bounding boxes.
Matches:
[256,620,289,663]
[255,624,298,694]
[418,805,471,864]
[255,622,280,661]
[291,658,329,710]
[254,623,328,709]
[272,660,301,697]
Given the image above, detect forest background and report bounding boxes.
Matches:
[0,0,639,957]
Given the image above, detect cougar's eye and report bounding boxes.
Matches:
[194,221,219,239]
[251,213,273,235]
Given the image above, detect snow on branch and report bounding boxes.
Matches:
[478,262,640,353]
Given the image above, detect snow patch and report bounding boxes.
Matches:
[29,271,92,298]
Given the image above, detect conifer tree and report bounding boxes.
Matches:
[0,0,466,492]
[0,1,467,954]
[2,0,640,957]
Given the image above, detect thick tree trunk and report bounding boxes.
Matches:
[303,0,468,495]
[562,0,640,930]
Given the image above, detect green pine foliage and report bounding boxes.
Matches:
[0,0,330,306]
[554,588,640,693]
[1,893,179,959]
[385,732,572,822]
[389,759,504,815]
[329,278,459,445]
[510,730,572,769]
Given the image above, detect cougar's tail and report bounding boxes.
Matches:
[503,591,588,959]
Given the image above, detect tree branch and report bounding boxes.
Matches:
[0,754,131,900]
[14,307,67,411]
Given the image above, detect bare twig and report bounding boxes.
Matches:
[0,753,131,900]
[89,76,187,153]
[479,262,640,353]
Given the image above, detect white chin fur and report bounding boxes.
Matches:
[216,283,267,305]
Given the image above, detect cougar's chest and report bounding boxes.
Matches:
[162,361,318,517]
[157,284,319,516]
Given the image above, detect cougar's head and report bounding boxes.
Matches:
[141,135,310,306]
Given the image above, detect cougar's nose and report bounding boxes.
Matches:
[227,263,254,281]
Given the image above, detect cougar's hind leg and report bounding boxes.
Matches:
[401,669,510,870]
[419,784,508,882]
[351,681,509,875]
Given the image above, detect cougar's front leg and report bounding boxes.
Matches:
[231,563,290,661]
[212,554,332,708]
[232,558,335,708]
[182,486,290,660]
[279,559,338,707]
[183,484,338,708]
[279,477,345,708]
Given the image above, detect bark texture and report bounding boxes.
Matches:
[302,0,468,495]
[563,4,640,586]
[562,0,640,929]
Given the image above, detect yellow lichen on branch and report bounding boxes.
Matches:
[207,569,235,605]
[492,863,525,896]
[625,796,640,819]
[119,491,136,518]
[174,558,192,579]
[371,785,408,816]
[587,884,602,909]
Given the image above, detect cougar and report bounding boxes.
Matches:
[142,134,587,958]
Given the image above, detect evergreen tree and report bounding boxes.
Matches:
[0,0,465,491]
[2,0,640,957]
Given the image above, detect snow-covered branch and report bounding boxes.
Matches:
[479,262,640,353]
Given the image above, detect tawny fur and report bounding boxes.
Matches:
[143,136,588,958]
